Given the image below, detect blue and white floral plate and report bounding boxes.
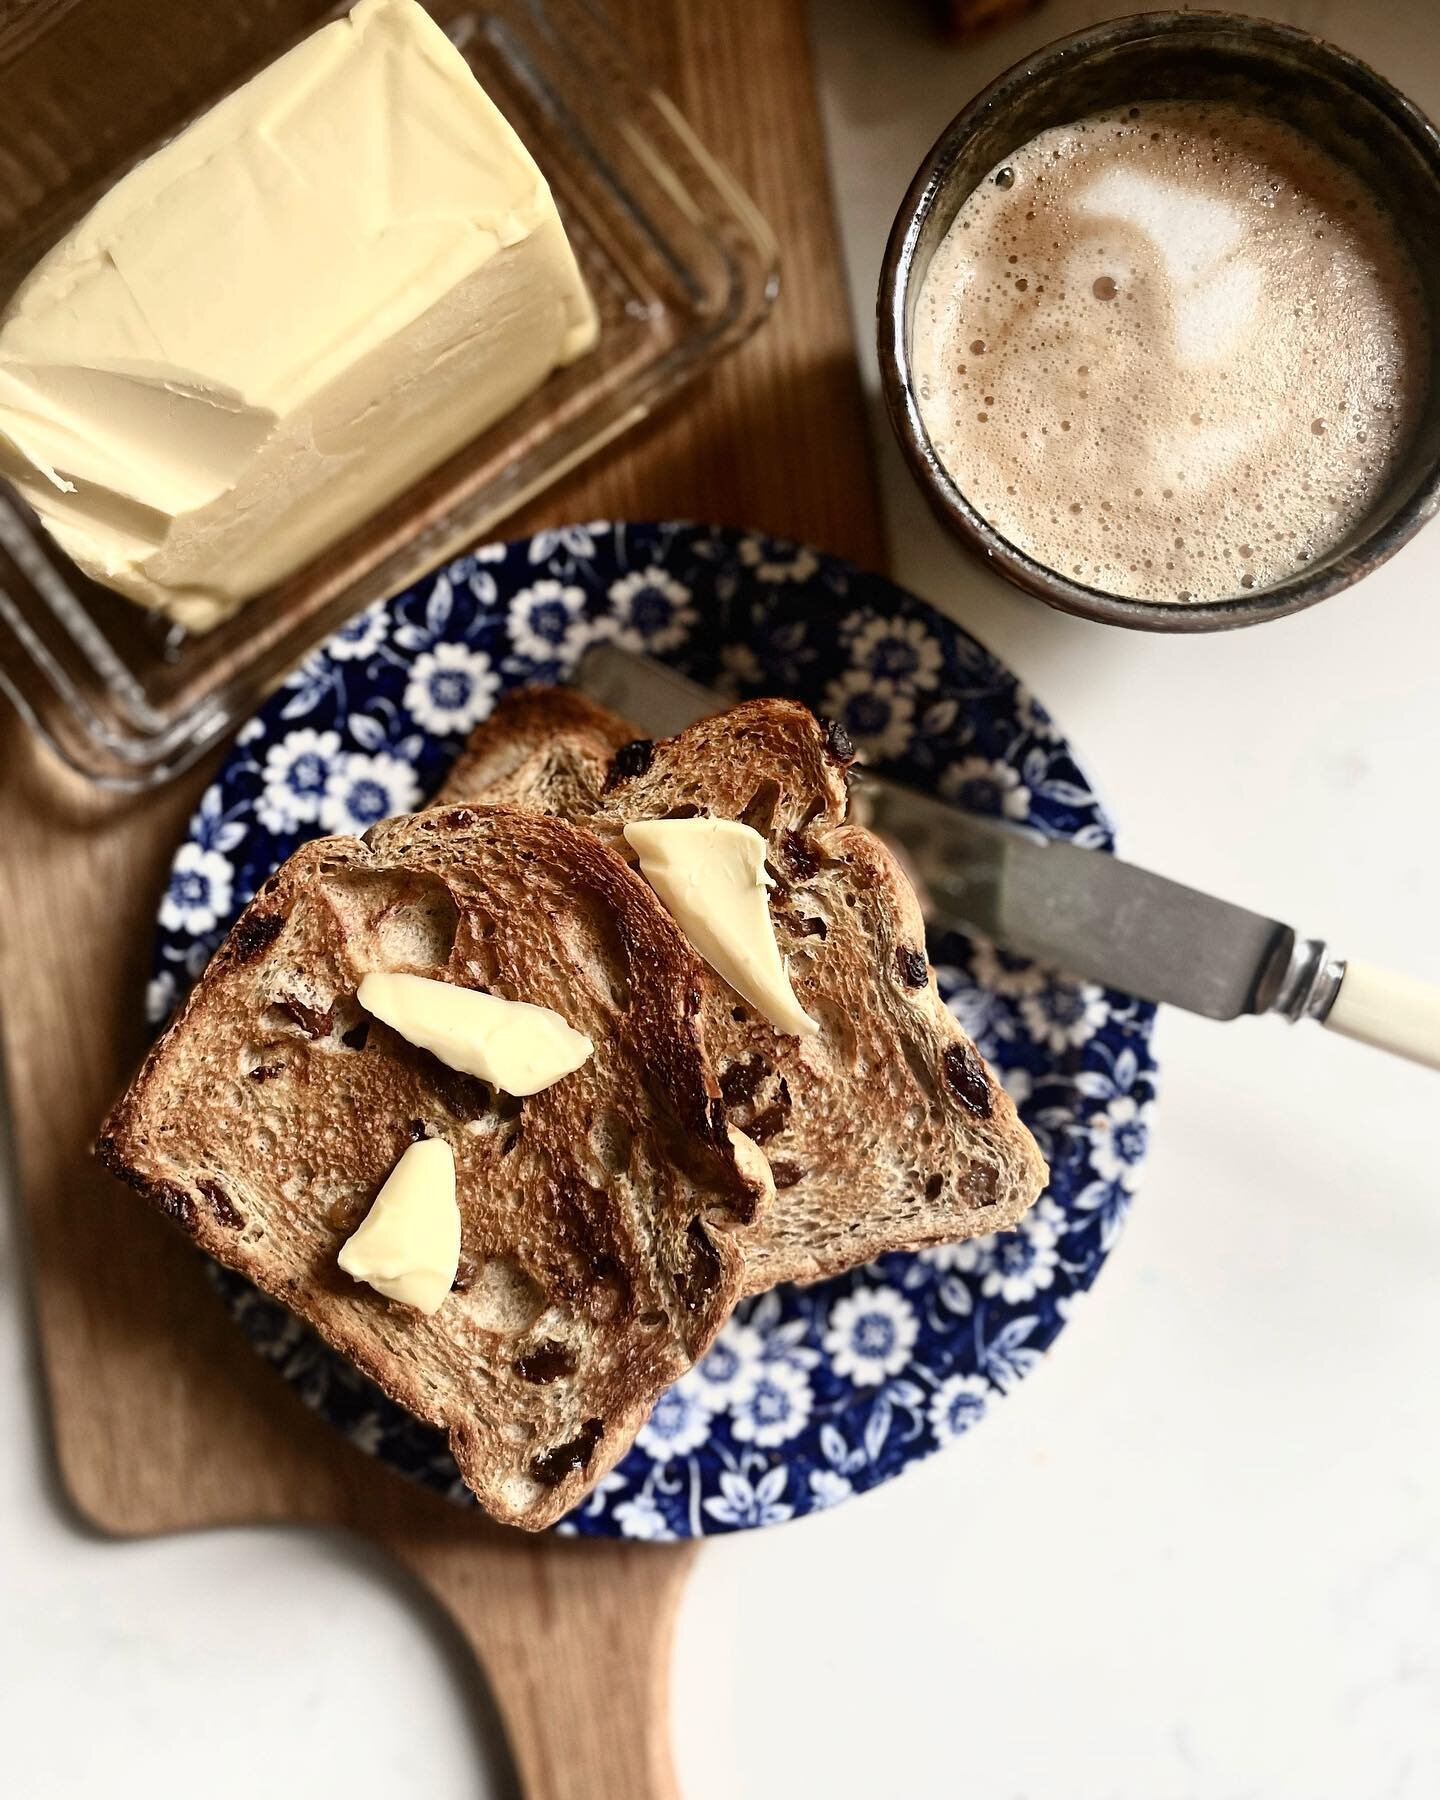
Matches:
[150,522,1157,1539]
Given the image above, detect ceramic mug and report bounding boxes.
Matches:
[877,10,1440,632]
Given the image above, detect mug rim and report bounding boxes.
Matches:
[877,8,1440,633]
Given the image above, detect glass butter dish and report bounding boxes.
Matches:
[0,0,777,785]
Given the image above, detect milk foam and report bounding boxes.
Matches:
[912,103,1427,603]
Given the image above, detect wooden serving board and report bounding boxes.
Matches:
[0,3,884,1794]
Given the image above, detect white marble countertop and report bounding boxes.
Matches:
[3,1,1438,1793]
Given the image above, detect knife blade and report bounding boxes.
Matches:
[859,781,1296,1019]
[573,643,1440,1067]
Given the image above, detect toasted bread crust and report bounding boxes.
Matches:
[436,688,636,823]
[444,691,1049,1288]
[99,808,765,1528]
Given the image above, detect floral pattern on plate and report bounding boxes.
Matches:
[149,522,1158,1539]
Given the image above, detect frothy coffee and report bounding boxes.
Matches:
[912,103,1427,603]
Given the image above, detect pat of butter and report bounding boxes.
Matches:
[339,1136,459,1314]
[0,0,598,630]
[358,971,592,1096]
[728,1125,776,1202]
[624,818,819,1038]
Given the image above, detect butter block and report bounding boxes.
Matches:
[0,0,598,630]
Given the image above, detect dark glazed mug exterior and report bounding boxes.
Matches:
[878,10,1440,632]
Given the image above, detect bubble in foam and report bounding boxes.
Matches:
[910,100,1425,603]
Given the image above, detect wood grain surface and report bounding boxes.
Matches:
[0,2,884,1794]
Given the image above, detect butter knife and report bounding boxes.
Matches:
[575,643,1440,1070]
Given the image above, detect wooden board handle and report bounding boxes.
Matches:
[383,1529,698,1800]
[1324,959,1440,1070]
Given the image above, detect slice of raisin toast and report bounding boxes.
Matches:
[99,806,768,1528]
[439,691,1049,1291]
